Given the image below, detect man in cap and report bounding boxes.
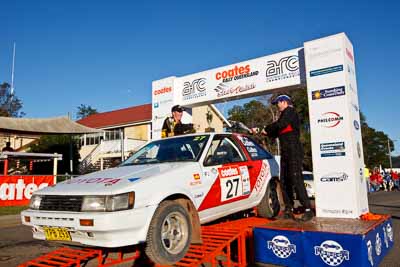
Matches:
[161,105,195,138]
[254,94,313,221]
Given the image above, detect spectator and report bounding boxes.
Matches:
[2,141,14,152]
[391,171,399,190]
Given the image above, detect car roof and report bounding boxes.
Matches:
[161,132,241,140]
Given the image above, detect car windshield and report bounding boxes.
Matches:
[121,135,209,165]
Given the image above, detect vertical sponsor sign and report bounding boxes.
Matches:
[304,33,368,218]
[152,77,193,140]
[152,77,176,140]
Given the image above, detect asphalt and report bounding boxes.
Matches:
[0,191,398,267]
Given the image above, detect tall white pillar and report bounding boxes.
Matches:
[304,33,368,218]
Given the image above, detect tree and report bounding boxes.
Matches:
[0,82,25,117]
[360,112,394,169]
[28,135,81,174]
[76,104,98,119]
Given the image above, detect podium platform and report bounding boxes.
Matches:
[254,215,393,267]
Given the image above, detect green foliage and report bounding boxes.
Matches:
[76,104,98,119]
[28,135,81,174]
[360,112,394,169]
[392,155,400,168]
[0,82,25,117]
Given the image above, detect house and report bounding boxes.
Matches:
[77,103,229,173]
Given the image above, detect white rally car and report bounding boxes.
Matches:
[22,133,280,264]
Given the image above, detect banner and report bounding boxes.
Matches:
[0,175,54,206]
[175,48,303,106]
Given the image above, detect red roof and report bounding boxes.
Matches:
[77,104,152,129]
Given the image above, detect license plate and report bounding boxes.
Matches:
[43,227,72,241]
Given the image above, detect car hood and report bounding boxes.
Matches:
[36,162,192,195]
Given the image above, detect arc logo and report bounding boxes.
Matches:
[182,78,207,100]
[317,112,343,128]
[267,235,296,258]
[266,55,299,82]
[314,240,350,266]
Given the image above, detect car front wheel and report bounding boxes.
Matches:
[145,200,192,265]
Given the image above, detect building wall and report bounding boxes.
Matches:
[124,123,149,140]
[192,105,224,133]
[79,144,98,160]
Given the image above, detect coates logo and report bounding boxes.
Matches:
[317,112,343,128]
[218,166,239,178]
[0,179,49,201]
[153,87,172,95]
[346,48,354,62]
[320,173,348,182]
[314,240,350,266]
[215,64,258,83]
[266,55,299,83]
[267,235,296,259]
[182,78,206,101]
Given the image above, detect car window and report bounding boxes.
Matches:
[303,173,313,181]
[121,135,209,165]
[237,135,273,160]
[203,136,245,166]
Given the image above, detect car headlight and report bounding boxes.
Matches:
[29,195,42,210]
[81,192,135,212]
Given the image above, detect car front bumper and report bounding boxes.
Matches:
[21,205,157,247]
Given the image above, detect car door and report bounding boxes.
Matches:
[234,134,273,204]
[197,134,253,221]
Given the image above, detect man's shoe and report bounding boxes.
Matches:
[301,209,314,221]
[283,210,295,220]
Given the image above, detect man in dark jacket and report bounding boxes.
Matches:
[255,94,313,221]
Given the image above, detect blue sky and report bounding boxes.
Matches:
[1,0,399,153]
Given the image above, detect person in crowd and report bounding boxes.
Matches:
[369,169,381,192]
[252,94,313,221]
[161,105,195,138]
[2,141,14,152]
[392,171,399,190]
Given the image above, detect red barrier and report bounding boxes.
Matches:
[0,175,54,206]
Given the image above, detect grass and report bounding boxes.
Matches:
[0,205,28,216]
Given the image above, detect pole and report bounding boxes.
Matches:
[11,42,16,97]
[388,138,392,169]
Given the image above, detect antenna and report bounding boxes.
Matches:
[10,42,16,97]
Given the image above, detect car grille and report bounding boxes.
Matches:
[39,195,83,212]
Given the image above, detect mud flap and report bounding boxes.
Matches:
[175,199,202,244]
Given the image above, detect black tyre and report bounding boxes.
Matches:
[145,200,192,265]
[257,179,280,218]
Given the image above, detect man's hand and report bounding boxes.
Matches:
[250,127,259,134]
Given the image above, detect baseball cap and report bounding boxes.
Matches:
[171,105,185,112]
[271,94,292,105]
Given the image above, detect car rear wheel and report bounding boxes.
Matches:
[145,200,192,265]
[257,179,280,218]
